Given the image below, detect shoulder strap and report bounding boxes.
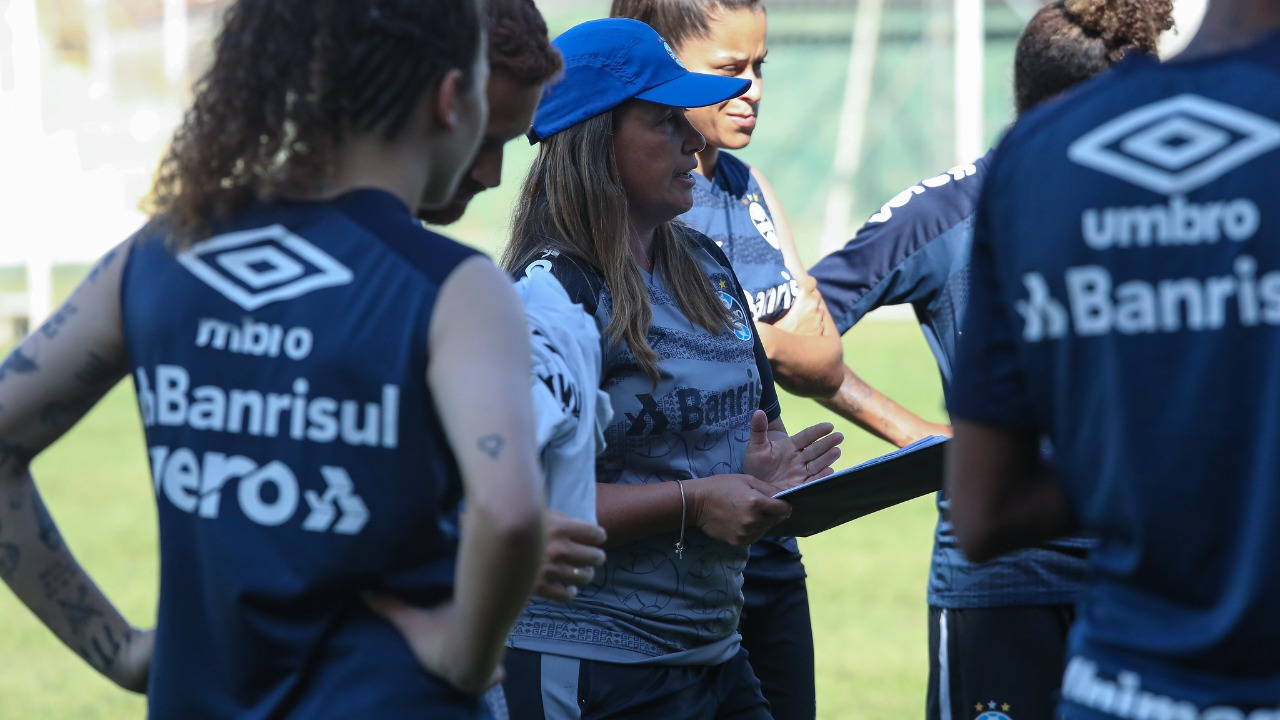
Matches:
[514,250,605,316]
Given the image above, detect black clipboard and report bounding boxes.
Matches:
[769,436,948,537]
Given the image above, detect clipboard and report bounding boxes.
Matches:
[769,435,948,537]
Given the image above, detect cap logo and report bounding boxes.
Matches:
[662,40,685,69]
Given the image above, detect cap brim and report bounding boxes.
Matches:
[635,73,749,109]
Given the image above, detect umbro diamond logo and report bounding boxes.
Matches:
[1067,94,1280,195]
[178,225,353,311]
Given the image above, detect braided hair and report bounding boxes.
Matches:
[1015,0,1175,114]
[147,0,482,247]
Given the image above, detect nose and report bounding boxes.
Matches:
[739,71,763,105]
[679,112,706,154]
[470,144,503,190]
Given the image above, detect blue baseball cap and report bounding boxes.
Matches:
[528,18,750,143]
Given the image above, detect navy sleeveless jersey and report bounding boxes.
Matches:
[811,155,1090,608]
[951,38,1280,713]
[508,229,781,666]
[122,189,484,718]
[679,153,805,584]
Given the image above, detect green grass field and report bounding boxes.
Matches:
[0,266,946,719]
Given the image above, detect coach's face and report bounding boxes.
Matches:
[613,100,705,236]
[419,72,542,225]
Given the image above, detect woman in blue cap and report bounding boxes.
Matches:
[499,17,843,719]
[606,3,840,717]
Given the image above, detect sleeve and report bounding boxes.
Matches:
[810,160,987,335]
[694,229,782,422]
[512,250,603,317]
[946,157,1038,429]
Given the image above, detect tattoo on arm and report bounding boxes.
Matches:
[40,556,74,599]
[477,434,505,459]
[73,352,118,388]
[59,583,105,638]
[0,543,18,582]
[0,346,39,382]
[86,248,119,284]
[33,496,64,552]
[80,623,128,672]
[39,303,78,340]
[39,353,120,429]
[0,439,35,474]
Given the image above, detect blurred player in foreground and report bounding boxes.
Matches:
[0,0,545,716]
[412,0,609,607]
[810,2,1172,717]
[949,0,1280,716]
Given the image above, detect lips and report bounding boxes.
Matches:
[729,114,756,130]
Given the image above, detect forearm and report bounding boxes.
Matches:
[948,421,1076,562]
[756,323,844,398]
[595,480,684,549]
[449,497,544,683]
[0,467,145,690]
[818,364,950,447]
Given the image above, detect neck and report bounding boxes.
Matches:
[695,145,720,179]
[1174,0,1280,61]
[628,222,657,272]
[293,132,430,210]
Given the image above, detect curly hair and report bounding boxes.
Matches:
[610,0,763,51]
[146,0,482,247]
[1015,0,1175,114]
[488,0,562,86]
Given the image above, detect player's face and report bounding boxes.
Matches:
[613,100,706,235]
[419,39,491,210]
[679,8,766,152]
[419,72,542,225]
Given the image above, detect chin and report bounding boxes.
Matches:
[720,130,754,150]
[417,201,467,226]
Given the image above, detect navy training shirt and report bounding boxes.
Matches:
[951,37,1280,714]
[679,152,805,583]
[811,155,1090,608]
[123,189,485,719]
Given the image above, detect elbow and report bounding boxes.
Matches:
[469,494,546,554]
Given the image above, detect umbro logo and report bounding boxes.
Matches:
[1067,94,1280,195]
[178,225,353,311]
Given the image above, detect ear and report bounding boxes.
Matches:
[429,68,467,134]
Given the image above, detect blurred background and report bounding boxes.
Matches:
[0,0,1202,335]
[0,1,1205,717]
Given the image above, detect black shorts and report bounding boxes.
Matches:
[926,605,1076,720]
[503,647,770,720]
[739,576,815,720]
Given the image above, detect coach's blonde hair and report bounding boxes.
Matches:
[502,103,732,385]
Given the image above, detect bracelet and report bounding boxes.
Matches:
[673,478,687,560]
